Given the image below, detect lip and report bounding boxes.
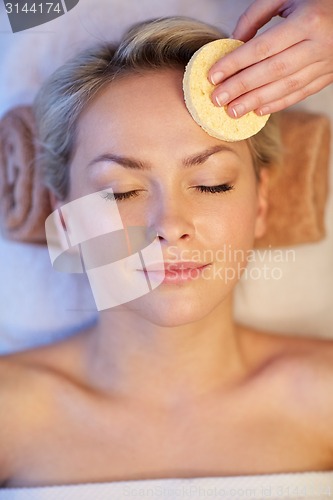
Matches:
[140,262,212,285]
[144,261,209,272]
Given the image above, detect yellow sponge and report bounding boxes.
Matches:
[183,39,270,142]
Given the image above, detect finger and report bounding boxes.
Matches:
[224,67,332,118]
[232,0,287,41]
[254,74,333,115]
[227,64,330,117]
[211,40,316,109]
[209,17,303,86]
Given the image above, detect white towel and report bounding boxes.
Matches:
[1,472,332,500]
[0,237,98,353]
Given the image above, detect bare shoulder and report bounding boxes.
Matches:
[273,333,333,414]
[0,332,89,483]
[275,333,333,457]
[0,352,43,483]
[0,328,90,383]
[239,324,333,372]
[243,325,333,395]
[240,325,333,451]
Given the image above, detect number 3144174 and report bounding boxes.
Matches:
[5,3,62,14]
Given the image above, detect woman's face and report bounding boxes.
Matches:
[66,69,267,325]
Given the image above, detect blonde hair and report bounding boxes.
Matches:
[34,16,281,200]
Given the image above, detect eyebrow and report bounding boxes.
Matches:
[87,145,238,171]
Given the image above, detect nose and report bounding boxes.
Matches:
[149,193,195,245]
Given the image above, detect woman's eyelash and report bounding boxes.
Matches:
[195,184,234,194]
[102,184,234,202]
[101,191,140,202]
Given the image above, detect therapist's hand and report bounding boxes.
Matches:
[209,0,333,117]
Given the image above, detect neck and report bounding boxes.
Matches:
[83,295,248,409]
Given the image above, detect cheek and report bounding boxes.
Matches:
[201,189,259,251]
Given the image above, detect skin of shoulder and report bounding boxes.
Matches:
[241,326,333,461]
[0,356,38,484]
[281,336,333,453]
[0,335,88,484]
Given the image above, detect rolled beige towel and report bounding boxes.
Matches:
[255,110,331,248]
[0,106,51,243]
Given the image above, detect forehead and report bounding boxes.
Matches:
[75,69,251,162]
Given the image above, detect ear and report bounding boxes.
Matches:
[254,168,269,240]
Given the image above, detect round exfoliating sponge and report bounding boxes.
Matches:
[183,39,270,142]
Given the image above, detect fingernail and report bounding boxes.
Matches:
[257,106,270,116]
[215,91,229,107]
[230,103,245,118]
[210,71,224,85]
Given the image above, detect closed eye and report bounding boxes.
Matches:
[101,190,141,202]
[101,183,234,202]
[194,184,234,194]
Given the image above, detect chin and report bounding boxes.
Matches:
[123,289,223,327]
